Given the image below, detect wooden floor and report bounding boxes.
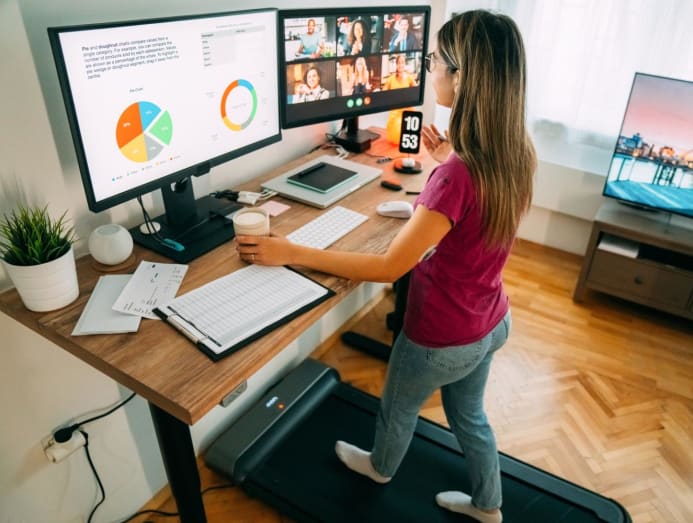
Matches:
[132,240,693,523]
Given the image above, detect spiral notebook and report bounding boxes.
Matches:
[153,265,334,361]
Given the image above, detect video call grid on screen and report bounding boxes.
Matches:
[279,8,429,128]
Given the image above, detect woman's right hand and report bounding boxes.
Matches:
[236,234,296,267]
[422,123,451,163]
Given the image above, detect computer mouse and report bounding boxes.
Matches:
[376,200,414,219]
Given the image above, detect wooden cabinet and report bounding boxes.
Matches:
[574,201,693,320]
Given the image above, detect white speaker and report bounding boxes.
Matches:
[88,224,133,265]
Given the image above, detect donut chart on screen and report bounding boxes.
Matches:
[116,101,172,163]
[221,79,258,131]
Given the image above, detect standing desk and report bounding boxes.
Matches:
[0,131,428,522]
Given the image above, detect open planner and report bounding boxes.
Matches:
[154,265,335,361]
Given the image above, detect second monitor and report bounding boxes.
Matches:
[279,6,431,152]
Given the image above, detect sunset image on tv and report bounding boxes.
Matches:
[603,73,693,218]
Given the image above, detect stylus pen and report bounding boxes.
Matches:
[293,162,326,178]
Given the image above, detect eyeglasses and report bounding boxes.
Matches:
[424,52,437,73]
[425,52,457,73]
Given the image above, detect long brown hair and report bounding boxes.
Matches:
[437,10,536,248]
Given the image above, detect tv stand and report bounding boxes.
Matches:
[573,201,693,320]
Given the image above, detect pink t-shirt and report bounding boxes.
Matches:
[403,153,510,347]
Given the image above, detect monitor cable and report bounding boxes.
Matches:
[135,196,185,252]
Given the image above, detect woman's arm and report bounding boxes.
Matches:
[236,204,452,283]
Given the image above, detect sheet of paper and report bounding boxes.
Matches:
[259,200,291,217]
[72,275,141,335]
[112,261,188,319]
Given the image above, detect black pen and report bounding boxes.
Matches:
[294,162,326,178]
[406,190,421,195]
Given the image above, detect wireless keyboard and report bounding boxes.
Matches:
[286,206,368,250]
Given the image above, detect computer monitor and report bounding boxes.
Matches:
[279,7,430,152]
[48,9,281,262]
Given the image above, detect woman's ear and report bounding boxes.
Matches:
[453,70,461,91]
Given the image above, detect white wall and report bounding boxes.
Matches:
[0,1,434,522]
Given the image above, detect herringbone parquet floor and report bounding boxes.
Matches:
[133,240,693,523]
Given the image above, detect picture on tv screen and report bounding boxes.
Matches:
[603,73,693,218]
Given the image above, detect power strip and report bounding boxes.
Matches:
[42,430,86,463]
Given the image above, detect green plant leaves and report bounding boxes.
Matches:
[0,206,75,266]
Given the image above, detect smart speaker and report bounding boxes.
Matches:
[88,224,134,265]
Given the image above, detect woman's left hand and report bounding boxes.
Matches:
[236,234,294,266]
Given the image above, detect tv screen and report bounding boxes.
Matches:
[48,9,281,261]
[603,73,693,219]
[278,7,430,152]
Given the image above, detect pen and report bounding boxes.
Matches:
[406,190,421,195]
[294,162,326,178]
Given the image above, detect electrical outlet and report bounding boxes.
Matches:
[42,430,86,463]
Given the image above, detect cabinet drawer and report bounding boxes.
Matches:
[589,251,693,308]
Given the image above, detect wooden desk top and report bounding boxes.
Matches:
[0,131,433,425]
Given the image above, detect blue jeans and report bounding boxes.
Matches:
[370,310,511,511]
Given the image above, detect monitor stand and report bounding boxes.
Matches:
[334,116,379,153]
[130,179,242,263]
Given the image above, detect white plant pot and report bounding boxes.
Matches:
[2,246,80,312]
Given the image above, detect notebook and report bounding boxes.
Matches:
[153,265,334,361]
[72,275,141,335]
[261,155,382,209]
[286,162,358,193]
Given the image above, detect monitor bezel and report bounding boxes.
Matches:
[47,8,282,214]
[277,6,431,130]
[601,71,693,219]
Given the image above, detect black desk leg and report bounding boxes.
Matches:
[149,403,207,523]
[340,272,410,362]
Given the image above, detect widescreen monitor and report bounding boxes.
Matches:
[278,6,430,152]
[48,9,281,262]
[603,73,693,219]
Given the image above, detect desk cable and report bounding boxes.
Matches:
[52,392,136,523]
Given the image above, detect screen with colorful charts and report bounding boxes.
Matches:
[49,9,280,213]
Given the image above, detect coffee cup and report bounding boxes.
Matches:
[232,207,270,237]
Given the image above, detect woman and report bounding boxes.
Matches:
[345,18,371,56]
[238,10,535,522]
[294,66,329,102]
[382,53,416,90]
[352,57,371,94]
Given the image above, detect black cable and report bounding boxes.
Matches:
[81,431,105,523]
[118,484,234,522]
[201,483,234,494]
[118,508,179,522]
[54,393,136,443]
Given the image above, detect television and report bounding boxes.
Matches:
[278,6,430,152]
[48,9,281,262]
[603,72,693,219]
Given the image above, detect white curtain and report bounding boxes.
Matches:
[512,0,693,148]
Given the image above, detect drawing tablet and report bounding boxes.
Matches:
[261,155,382,209]
[286,163,359,193]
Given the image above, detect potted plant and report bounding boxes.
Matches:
[0,205,79,312]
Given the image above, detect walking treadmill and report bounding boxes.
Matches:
[205,358,631,522]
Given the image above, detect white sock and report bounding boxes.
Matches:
[335,441,391,484]
[436,491,502,523]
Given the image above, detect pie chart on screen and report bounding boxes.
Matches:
[116,101,173,163]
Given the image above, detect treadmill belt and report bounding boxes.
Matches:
[244,384,626,523]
